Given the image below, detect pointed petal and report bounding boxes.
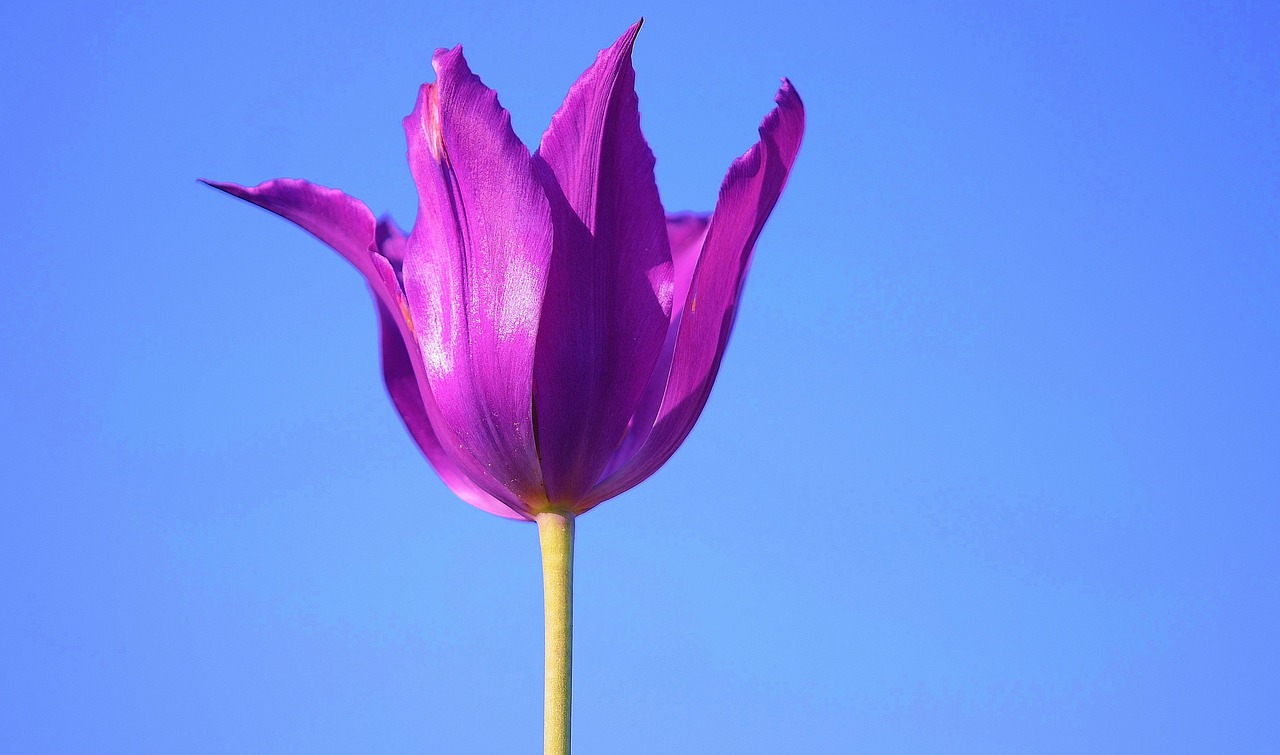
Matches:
[600,213,710,482]
[531,21,675,505]
[202,177,383,290]
[374,222,525,519]
[204,182,527,517]
[203,179,371,270]
[402,46,553,511]
[586,80,805,507]
[203,178,416,352]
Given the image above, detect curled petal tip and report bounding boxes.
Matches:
[758,80,805,160]
[432,45,462,70]
[770,78,802,116]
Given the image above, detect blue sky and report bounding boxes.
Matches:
[3,1,1277,752]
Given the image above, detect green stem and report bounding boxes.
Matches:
[537,510,574,755]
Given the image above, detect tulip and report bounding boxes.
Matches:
[206,20,802,753]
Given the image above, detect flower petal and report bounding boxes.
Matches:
[531,21,675,506]
[204,180,526,517]
[375,219,525,519]
[402,46,554,512]
[369,252,533,518]
[665,212,712,327]
[586,80,805,507]
[375,213,408,269]
[201,178,389,298]
[599,213,710,482]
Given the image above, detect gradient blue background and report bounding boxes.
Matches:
[3,1,1277,752]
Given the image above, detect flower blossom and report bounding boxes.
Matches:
[206,22,804,520]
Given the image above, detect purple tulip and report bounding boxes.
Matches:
[206,22,803,521]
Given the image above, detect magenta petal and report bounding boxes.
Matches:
[531,21,675,506]
[374,220,522,519]
[600,213,710,482]
[205,180,526,517]
[368,252,532,518]
[587,80,805,507]
[375,214,407,269]
[665,212,713,325]
[377,301,523,520]
[202,178,385,289]
[402,46,554,511]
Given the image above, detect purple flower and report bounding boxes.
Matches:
[206,22,804,520]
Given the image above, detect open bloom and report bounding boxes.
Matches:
[207,22,803,520]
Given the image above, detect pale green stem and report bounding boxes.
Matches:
[537,510,574,755]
